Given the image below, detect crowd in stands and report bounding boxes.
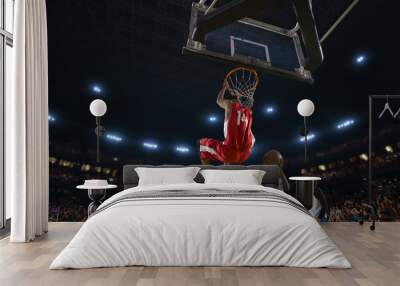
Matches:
[284,125,400,222]
[48,127,400,222]
[327,193,399,222]
[49,157,121,222]
[315,173,400,222]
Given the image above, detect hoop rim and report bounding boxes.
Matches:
[224,67,260,87]
[224,67,260,97]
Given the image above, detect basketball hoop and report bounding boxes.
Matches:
[224,67,259,99]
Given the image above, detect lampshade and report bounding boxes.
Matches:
[297,99,315,117]
[89,99,107,117]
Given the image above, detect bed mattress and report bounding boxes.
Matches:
[50,183,351,269]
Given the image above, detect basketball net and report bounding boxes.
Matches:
[224,67,259,99]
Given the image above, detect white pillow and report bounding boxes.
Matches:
[200,169,266,185]
[135,167,200,186]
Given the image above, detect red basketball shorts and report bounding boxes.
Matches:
[199,138,251,164]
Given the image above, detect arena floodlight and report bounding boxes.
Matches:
[354,54,367,65]
[299,133,315,143]
[176,146,190,153]
[106,134,122,142]
[356,55,365,63]
[337,119,355,129]
[143,142,159,149]
[265,106,275,114]
[92,85,102,94]
[208,115,218,122]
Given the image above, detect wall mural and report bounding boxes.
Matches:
[45,1,399,224]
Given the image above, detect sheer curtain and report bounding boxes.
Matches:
[7,0,49,242]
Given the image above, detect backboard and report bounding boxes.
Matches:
[182,2,319,84]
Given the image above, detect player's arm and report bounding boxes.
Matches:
[216,85,228,109]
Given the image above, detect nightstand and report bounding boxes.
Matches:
[289,176,321,209]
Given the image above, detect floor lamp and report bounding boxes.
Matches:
[89,99,107,163]
[297,99,315,164]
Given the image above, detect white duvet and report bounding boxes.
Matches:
[50,183,351,269]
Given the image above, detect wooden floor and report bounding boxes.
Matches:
[0,222,399,286]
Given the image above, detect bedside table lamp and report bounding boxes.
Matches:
[89,99,107,163]
[297,99,315,163]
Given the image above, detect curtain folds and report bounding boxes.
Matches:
[8,0,49,242]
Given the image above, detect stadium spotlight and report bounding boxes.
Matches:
[299,133,315,143]
[176,146,190,153]
[92,85,102,94]
[48,114,56,122]
[106,134,122,142]
[143,142,158,150]
[355,55,366,64]
[208,115,218,123]
[264,106,275,114]
[337,119,355,129]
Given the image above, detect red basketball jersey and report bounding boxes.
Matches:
[224,102,255,149]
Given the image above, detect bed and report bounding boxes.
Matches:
[50,165,350,269]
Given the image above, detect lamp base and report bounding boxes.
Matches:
[87,189,107,216]
[295,180,316,209]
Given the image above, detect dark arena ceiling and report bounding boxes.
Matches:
[46,1,400,164]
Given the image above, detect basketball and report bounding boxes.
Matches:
[263,150,284,168]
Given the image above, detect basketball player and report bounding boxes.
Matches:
[199,82,255,164]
